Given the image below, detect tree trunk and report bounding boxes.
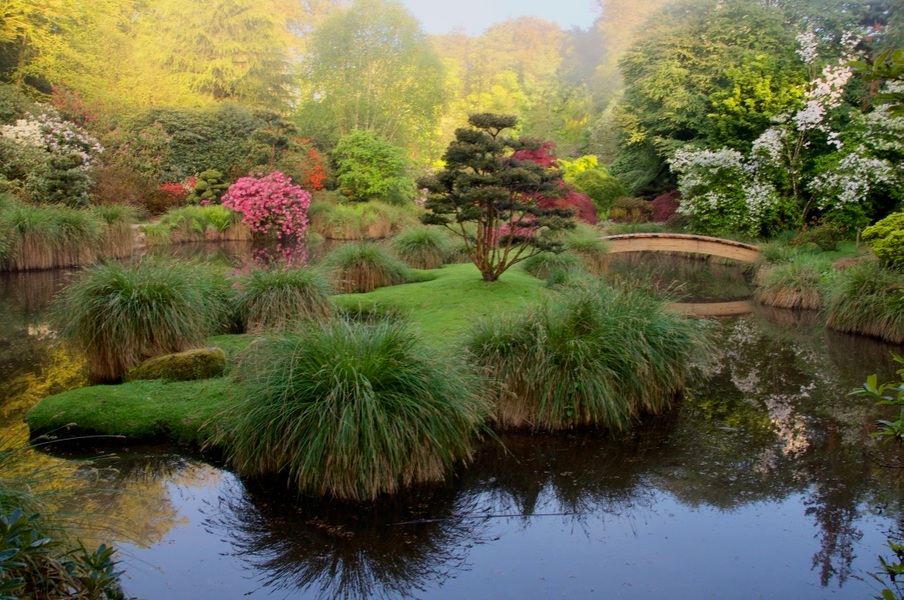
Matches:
[480,268,499,282]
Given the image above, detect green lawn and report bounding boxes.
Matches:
[334,263,547,350]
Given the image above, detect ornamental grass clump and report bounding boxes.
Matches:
[89,204,137,258]
[562,229,609,275]
[0,201,104,270]
[152,205,247,244]
[324,242,410,293]
[520,251,585,280]
[754,254,832,310]
[214,318,488,501]
[391,227,452,269]
[52,259,231,382]
[233,266,333,333]
[466,281,709,431]
[826,261,904,343]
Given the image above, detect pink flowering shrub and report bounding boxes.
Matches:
[222,172,311,241]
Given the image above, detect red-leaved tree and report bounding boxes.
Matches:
[512,142,598,225]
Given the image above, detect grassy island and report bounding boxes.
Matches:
[26,263,549,444]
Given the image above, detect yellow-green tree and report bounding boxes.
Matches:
[297,0,445,153]
[143,0,302,109]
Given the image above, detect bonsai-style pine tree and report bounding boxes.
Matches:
[419,113,576,282]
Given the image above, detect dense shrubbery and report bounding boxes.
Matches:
[221,171,311,243]
[0,109,103,208]
[863,212,904,270]
[332,130,416,204]
[790,220,846,251]
[609,196,653,223]
[128,104,261,181]
[214,318,488,500]
[572,169,628,216]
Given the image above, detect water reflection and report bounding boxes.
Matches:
[3,252,904,598]
[604,252,754,302]
[211,479,483,599]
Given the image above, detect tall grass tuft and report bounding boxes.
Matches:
[520,251,585,280]
[391,227,452,269]
[213,318,488,501]
[0,196,134,269]
[466,280,710,431]
[144,205,248,245]
[0,201,107,270]
[52,259,231,382]
[826,261,904,343]
[324,242,410,293]
[311,199,419,240]
[233,266,334,333]
[754,254,831,310]
[89,204,137,259]
[563,229,609,275]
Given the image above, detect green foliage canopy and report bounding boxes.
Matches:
[298,0,445,149]
[332,130,416,204]
[612,0,807,191]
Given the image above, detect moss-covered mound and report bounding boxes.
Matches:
[124,347,227,382]
[27,378,231,445]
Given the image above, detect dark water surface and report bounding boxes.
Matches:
[2,254,904,599]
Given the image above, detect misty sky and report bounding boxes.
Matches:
[397,0,601,35]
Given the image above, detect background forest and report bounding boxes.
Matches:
[0,0,902,236]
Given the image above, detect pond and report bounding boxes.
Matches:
[2,252,904,599]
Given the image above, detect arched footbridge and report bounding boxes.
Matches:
[600,233,761,263]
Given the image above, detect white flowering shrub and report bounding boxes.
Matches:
[809,153,894,208]
[0,108,103,206]
[0,110,104,171]
[670,148,794,236]
[672,32,904,237]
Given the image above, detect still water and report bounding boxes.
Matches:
[2,251,904,599]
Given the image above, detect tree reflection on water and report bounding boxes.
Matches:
[3,258,904,598]
[210,477,484,600]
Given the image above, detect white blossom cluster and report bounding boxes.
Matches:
[792,62,852,135]
[743,180,780,222]
[809,152,894,207]
[671,147,781,234]
[807,63,852,110]
[670,147,744,190]
[796,30,819,65]
[750,127,785,166]
[862,102,904,154]
[0,111,103,171]
[0,119,44,147]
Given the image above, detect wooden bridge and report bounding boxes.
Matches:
[600,233,761,263]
